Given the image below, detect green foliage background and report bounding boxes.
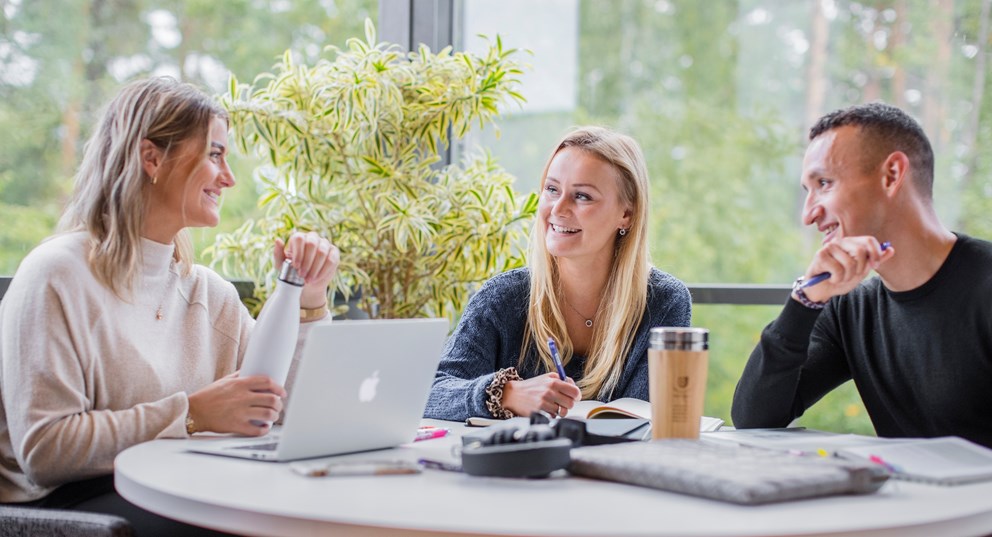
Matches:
[212,22,536,319]
[0,0,377,273]
[4,0,992,436]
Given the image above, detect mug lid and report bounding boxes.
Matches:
[650,327,709,348]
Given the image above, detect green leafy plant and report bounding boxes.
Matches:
[211,20,536,319]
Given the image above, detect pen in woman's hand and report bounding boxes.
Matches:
[547,338,567,381]
[801,241,891,289]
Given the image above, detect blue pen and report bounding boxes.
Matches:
[801,241,891,288]
[547,338,567,381]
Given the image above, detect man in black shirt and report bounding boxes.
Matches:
[732,102,992,449]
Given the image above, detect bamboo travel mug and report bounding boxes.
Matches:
[648,327,709,439]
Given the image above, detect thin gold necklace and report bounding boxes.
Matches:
[562,296,598,328]
[154,261,178,321]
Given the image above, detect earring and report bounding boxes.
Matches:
[618,228,627,237]
[151,175,158,185]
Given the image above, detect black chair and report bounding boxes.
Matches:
[0,505,134,537]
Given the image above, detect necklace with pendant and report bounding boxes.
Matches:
[154,261,178,321]
[562,296,598,328]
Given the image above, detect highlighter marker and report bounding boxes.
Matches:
[547,338,568,381]
[801,241,891,289]
[413,427,450,442]
[868,454,902,473]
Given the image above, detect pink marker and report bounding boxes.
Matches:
[414,427,449,442]
[868,454,900,473]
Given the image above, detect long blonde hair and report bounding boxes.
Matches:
[57,76,226,297]
[522,126,651,400]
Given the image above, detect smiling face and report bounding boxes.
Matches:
[538,147,631,265]
[800,126,888,245]
[143,116,234,242]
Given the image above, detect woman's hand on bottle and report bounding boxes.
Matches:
[273,231,340,308]
[502,373,581,418]
[188,372,287,436]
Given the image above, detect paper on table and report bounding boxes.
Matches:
[703,430,992,486]
[836,436,992,485]
[701,428,893,455]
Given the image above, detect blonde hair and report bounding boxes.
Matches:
[58,76,227,297]
[522,126,651,400]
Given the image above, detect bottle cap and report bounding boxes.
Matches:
[279,259,305,286]
[649,327,709,351]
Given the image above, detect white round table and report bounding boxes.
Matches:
[115,422,992,537]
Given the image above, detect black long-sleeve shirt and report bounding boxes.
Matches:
[733,233,992,448]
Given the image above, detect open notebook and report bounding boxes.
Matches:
[570,398,724,432]
[836,436,992,485]
[468,397,724,432]
[703,429,992,486]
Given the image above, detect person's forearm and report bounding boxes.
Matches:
[731,300,821,427]
[732,333,807,427]
[424,373,493,421]
[14,394,188,487]
[299,287,328,309]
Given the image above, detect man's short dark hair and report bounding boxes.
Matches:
[809,102,935,198]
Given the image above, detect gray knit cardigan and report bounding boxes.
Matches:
[424,267,692,421]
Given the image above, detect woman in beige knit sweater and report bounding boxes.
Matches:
[0,77,339,535]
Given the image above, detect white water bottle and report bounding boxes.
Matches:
[240,259,304,391]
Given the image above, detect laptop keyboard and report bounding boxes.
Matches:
[232,442,279,452]
[568,439,890,505]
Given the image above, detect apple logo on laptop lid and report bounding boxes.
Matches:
[359,370,380,402]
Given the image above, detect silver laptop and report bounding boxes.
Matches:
[188,318,448,461]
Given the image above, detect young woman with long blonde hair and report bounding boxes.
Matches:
[426,126,691,421]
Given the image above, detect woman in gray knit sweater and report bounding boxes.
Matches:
[425,126,691,422]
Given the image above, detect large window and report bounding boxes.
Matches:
[456,0,992,285]
[2,0,989,431]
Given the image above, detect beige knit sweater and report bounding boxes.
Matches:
[0,232,313,502]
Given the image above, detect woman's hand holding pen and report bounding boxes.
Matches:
[502,374,581,418]
[799,236,894,303]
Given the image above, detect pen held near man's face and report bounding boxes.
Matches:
[801,240,892,289]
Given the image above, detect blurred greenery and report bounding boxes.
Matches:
[0,0,377,272]
[5,0,992,437]
[456,0,992,434]
[212,22,535,319]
